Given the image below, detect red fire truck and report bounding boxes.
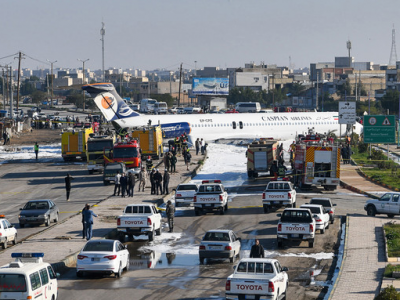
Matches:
[104,140,142,176]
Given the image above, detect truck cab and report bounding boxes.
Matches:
[193,180,228,216]
[104,140,142,176]
[364,192,400,218]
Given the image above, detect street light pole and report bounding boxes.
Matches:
[47,59,57,108]
[78,59,89,112]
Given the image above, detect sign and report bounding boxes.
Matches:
[363,115,396,144]
[192,78,229,96]
[338,101,356,124]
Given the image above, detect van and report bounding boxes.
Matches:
[183,107,201,114]
[0,253,58,300]
[140,98,158,113]
[154,102,168,114]
[235,102,261,113]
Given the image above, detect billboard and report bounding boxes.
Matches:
[192,78,229,96]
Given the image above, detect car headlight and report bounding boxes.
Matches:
[19,215,25,219]
[39,214,47,218]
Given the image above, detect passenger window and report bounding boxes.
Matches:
[237,262,247,272]
[256,263,263,273]
[274,262,282,273]
[247,262,255,273]
[47,266,57,279]
[29,272,41,291]
[39,268,49,285]
[380,194,392,202]
[264,263,273,273]
[2,220,7,229]
[393,195,400,203]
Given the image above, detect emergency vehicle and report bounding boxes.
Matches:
[0,253,58,300]
[246,140,278,178]
[293,138,340,191]
[104,140,142,176]
[131,125,163,160]
[86,134,115,174]
[61,127,93,161]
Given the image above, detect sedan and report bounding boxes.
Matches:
[18,200,59,227]
[199,229,241,264]
[76,239,129,278]
[0,215,17,249]
[300,204,330,234]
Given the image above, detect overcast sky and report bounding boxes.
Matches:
[1,0,399,72]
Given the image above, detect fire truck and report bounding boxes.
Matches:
[104,140,142,176]
[86,134,116,174]
[61,127,93,161]
[131,125,163,160]
[246,140,279,178]
[293,137,340,191]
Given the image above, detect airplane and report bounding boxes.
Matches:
[82,83,363,144]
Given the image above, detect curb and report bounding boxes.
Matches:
[339,180,380,199]
[357,168,400,192]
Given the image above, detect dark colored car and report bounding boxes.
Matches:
[103,162,126,185]
[18,200,59,227]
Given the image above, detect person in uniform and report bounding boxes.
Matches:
[34,142,39,160]
[166,200,175,232]
[138,167,146,192]
[154,169,163,195]
[150,169,156,194]
[170,153,177,173]
[146,156,153,173]
[270,161,279,180]
[120,173,128,197]
[163,169,170,194]
[127,172,135,197]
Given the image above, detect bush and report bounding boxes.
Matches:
[375,285,400,299]
[358,142,368,153]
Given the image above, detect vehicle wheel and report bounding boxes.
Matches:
[195,208,200,216]
[331,218,334,224]
[229,255,234,263]
[219,207,225,215]
[263,205,269,214]
[115,263,122,278]
[175,202,180,208]
[54,213,59,223]
[309,241,314,248]
[225,203,228,211]
[282,287,287,300]
[156,227,161,236]
[199,256,205,264]
[321,228,325,234]
[326,223,329,229]
[367,206,376,216]
[88,170,94,175]
[277,239,283,248]
[12,234,17,245]
[45,217,50,227]
[124,256,130,271]
[2,239,7,249]
[148,229,155,242]
[292,202,296,208]
[19,223,24,228]
[76,271,83,278]
[388,214,395,218]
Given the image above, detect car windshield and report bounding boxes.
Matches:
[303,206,321,214]
[87,140,113,152]
[23,201,49,210]
[310,199,330,207]
[83,241,114,252]
[203,232,230,241]
[113,147,138,158]
[0,274,27,292]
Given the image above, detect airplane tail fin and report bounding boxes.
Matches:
[82,83,141,122]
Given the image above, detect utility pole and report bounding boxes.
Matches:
[9,66,13,119]
[316,72,319,111]
[169,71,173,94]
[47,60,57,108]
[100,22,105,82]
[1,68,4,110]
[78,58,89,111]
[178,63,182,107]
[355,73,358,102]
[15,52,24,112]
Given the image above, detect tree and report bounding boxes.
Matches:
[336,79,351,98]
[286,82,307,96]
[20,79,36,96]
[150,94,174,107]
[381,89,400,116]
[375,285,400,300]
[31,90,47,106]
[29,76,40,81]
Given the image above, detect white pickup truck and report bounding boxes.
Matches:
[117,204,162,241]
[277,208,316,248]
[174,183,199,207]
[262,181,297,213]
[364,192,400,218]
[225,258,289,300]
[193,180,228,215]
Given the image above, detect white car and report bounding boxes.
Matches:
[300,204,330,234]
[199,229,241,264]
[174,183,199,207]
[76,239,130,278]
[0,215,17,249]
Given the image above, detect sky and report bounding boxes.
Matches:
[1,0,400,72]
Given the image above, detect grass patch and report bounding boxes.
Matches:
[362,168,400,187]
[385,223,400,257]
[384,264,400,278]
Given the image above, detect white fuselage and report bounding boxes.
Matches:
[113,111,360,143]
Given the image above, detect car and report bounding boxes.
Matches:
[364,192,400,218]
[199,229,241,264]
[174,183,199,207]
[0,215,17,249]
[300,204,330,234]
[309,197,336,224]
[176,107,185,114]
[18,200,59,228]
[76,239,130,278]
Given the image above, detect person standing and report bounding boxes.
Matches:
[34,142,39,160]
[146,156,153,173]
[166,200,175,232]
[138,167,146,192]
[65,173,74,201]
[150,169,156,194]
[200,138,205,155]
[270,161,278,180]
[164,151,170,170]
[82,204,98,241]
[127,172,135,197]
[195,138,200,155]
[250,239,265,258]
[81,205,88,239]
[120,173,128,197]
[186,149,192,171]
[170,153,177,173]
[113,171,121,196]
[163,169,170,194]
[154,169,163,195]
[2,132,6,145]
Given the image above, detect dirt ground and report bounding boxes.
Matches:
[9,129,63,146]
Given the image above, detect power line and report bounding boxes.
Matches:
[0,53,18,61]
[23,53,50,66]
